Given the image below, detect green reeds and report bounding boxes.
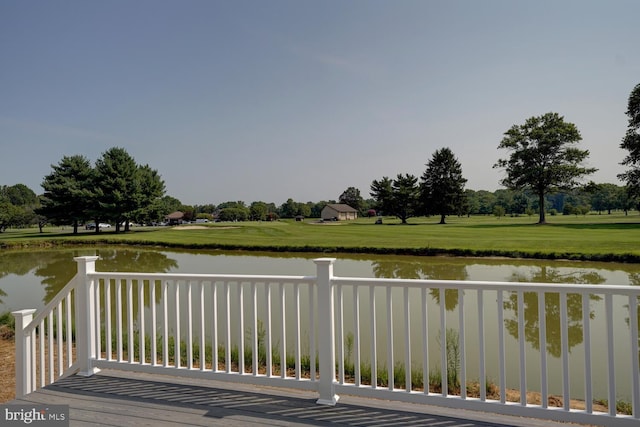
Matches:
[96,326,633,415]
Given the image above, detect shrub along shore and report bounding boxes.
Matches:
[1,213,640,262]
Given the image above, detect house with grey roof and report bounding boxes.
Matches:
[321,204,358,221]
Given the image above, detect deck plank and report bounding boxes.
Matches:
[7,370,574,427]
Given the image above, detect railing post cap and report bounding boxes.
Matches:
[11,309,36,317]
[313,258,336,265]
[73,256,100,263]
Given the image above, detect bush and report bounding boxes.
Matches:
[0,312,15,339]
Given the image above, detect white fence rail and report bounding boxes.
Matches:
[13,256,640,426]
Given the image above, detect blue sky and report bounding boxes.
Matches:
[1,0,638,206]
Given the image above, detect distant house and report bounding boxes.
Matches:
[166,211,184,225]
[321,204,358,221]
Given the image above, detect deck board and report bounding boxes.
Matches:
[7,370,574,426]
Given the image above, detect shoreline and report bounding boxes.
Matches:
[2,238,640,264]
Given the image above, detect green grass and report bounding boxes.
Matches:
[2,212,640,261]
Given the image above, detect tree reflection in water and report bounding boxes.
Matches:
[93,248,179,314]
[95,248,178,274]
[0,250,50,279]
[34,252,80,303]
[372,258,468,311]
[23,248,178,306]
[502,266,604,358]
[371,258,613,357]
[624,274,640,337]
[2,250,638,358]
[24,248,179,326]
[0,250,53,304]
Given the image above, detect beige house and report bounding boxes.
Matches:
[321,204,358,221]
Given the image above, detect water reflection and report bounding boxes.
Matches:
[508,265,606,285]
[96,248,178,273]
[372,258,468,280]
[503,292,593,357]
[0,250,50,279]
[0,250,78,307]
[501,265,604,356]
[627,275,640,335]
[1,248,639,401]
[0,248,178,308]
[34,252,81,303]
[371,259,467,311]
[2,250,638,312]
[367,257,633,357]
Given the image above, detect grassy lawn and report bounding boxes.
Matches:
[2,213,640,261]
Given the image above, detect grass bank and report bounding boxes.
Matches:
[2,213,640,262]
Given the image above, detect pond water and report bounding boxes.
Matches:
[1,247,639,401]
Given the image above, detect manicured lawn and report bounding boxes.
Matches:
[2,213,640,261]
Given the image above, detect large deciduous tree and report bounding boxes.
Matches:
[420,147,467,224]
[217,201,250,221]
[0,201,21,232]
[338,187,364,213]
[279,198,299,218]
[37,155,94,234]
[2,184,37,206]
[160,196,183,215]
[0,184,39,230]
[618,83,640,199]
[494,112,596,224]
[250,201,268,221]
[586,182,623,215]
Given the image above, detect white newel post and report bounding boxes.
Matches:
[314,258,339,405]
[74,256,101,377]
[12,309,36,398]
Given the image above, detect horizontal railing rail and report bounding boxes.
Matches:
[13,256,640,427]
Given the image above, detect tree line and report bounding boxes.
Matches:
[200,83,638,225]
[1,83,639,231]
[0,147,166,234]
[153,181,635,225]
[368,83,640,224]
[2,176,632,232]
[39,147,166,233]
[367,111,596,224]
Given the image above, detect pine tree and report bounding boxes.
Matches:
[37,155,94,234]
[618,83,640,199]
[420,147,467,224]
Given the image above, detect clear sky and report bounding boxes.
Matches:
[1,0,638,206]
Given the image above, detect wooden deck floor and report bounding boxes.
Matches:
[8,370,576,427]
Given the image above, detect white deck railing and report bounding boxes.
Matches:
[13,256,640,426]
